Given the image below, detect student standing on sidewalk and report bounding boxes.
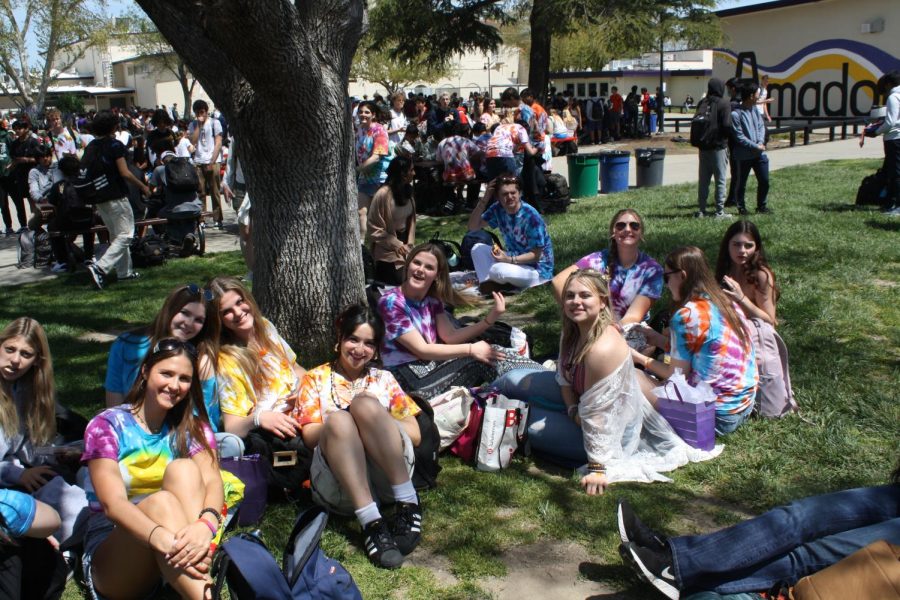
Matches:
[694,78,733,219]
[731,82,772,215]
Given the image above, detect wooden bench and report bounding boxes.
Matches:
[37,204,212,256]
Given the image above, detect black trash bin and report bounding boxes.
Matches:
[635,147,666,188]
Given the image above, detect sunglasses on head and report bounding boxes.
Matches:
[614,221,641,232]
[185,283,214,302]
[152,338,198,359]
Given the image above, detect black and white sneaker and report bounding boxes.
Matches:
[362,519,403,569]
[86,261,105,290]
[389,502,422,555]
[617,499,667,552]
[620,542,679,599]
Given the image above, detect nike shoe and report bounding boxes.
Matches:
[620,541,679,599]
[617,499,667,552]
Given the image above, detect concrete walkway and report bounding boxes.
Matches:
[1,137,885,287]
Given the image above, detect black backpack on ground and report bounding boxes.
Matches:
[690,97,719,149]
[130,233,168,267]
[428,235,462,271]
[165,157,200,192]
[855,169,889,207]
[540,173,571,214]
[408,394,441,490]
[460,229,502,271]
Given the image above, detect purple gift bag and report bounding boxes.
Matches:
[220,454,268,526]
[654,377,717,451]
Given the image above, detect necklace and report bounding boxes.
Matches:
[329,363,370,412]
[133,409,162,434]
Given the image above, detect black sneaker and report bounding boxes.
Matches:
[738,208,749,216]
[362,519,403,569]
[620,542,679,599]
[86,261,105,290]
[389,502,422,555]
[181,233,197,257]
[756,207,773,215]
[617,500,667,552]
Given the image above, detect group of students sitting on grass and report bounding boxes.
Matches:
[9,167,887,599]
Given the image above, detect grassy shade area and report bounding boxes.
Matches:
[5,159,895,599]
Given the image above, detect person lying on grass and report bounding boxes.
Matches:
[82,338,224,600]
[296,304,422,569]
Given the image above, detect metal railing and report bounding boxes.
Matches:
[665,115,870,147]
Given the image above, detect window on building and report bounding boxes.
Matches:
[566,83,575,95]
[588,83,597,97]
[577,83,586,97]
[600,83,609,97]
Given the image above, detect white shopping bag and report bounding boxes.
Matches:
[429,387,476,450]
[476,394,529,472]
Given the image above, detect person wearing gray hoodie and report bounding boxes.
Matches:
[732,81,771,215]
[695,78,733,218]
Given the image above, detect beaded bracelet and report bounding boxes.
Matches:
[199,507,223,527]
[587,462,606,474]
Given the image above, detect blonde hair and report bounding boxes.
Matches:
[208,276,288,394]
[559,270,614,368]
[0,318,56,445]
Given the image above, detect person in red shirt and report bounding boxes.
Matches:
[609,86,624,141]
[640,88,651,137]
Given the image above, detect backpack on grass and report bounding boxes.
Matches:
[540,172,571,214]
[165,157,200,192]
[855,169,889,208]
[212,506,362,600]
[130,233,167,268]
[750,318,798,418]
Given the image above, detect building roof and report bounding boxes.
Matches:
[549,69,712,79]
[0,85,134,97]
[716,0,825,18]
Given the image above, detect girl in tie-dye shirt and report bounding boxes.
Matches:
[553,209,662,324]
[82,339,223,600]
[632,246,758,435]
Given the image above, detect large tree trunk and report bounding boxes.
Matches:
[528,0,553,101]
[136,0,366,363]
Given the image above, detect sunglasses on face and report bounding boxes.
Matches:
[152,338,198,359]
[662,270,679,284]
[185,283,214,302]
[614,221,641,232]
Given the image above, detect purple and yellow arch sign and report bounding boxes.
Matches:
[715,40,899,118]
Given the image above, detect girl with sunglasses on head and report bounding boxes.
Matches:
[102,284,240,455]
[82,339,223,600]
[553,209,663,326]
[296,304,423,569]
[494,271,717,486]
[0,318,87,546]
[378,243,540,399]
[208,277,306,460]
[715,220,779,326]
[633,246,758,435]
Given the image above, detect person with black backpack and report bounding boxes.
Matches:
[692,78,734,218]
[148,146,202,256]
[83,111,151,290]
[46,156,95,271]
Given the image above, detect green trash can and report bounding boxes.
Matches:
[567,153,601,198]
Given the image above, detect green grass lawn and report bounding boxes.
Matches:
[5,159,897,599]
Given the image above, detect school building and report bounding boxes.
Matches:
[714,0,899,118]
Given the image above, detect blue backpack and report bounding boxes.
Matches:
[212,506,362,600]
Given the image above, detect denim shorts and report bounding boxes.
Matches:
[82,512,163,600]
[310,420,415,516]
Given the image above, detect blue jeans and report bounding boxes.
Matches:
[485,157,520,180]
[670,484,900,594]
[715,403,753,435]
[735,153,769,211]
[491,368,586,466]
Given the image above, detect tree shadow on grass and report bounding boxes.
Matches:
[818,203,868,213]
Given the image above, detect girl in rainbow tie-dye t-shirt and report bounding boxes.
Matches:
[634,246,758,436]
[81,339,223,600]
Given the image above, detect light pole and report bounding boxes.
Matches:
[484,54,504,99]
